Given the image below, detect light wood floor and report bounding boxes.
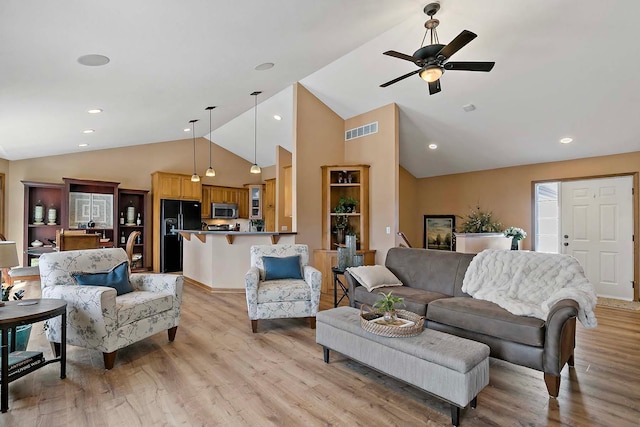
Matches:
[3,280,640,426]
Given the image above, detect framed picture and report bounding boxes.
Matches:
[423,215,456,251]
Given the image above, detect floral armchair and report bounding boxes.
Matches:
[39,248,183,369]
[245,244,321,333]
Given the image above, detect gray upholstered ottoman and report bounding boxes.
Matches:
[316,306,489,427]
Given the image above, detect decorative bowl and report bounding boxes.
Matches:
[31,240,44,247]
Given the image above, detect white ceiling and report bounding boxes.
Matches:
[2,1,640,178]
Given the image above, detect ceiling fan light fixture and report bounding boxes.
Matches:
[419,66,442,83]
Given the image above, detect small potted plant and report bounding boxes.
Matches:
[504,226,527,250]
[336,196,358,214]
[373,291,405,322]
[250,219,265,232]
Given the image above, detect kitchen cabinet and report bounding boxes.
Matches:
[151,172,201,201]
[248,185,263,219]
[264,179,276,232]
[237,188,249,219]
[202,185,249,219]
[201,185,212,218]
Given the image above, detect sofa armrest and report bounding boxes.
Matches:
[245,267,260,319]
[543,299,579,375]
[129,273,183,295]
[42,284,117,346]
[303,265,322,313]
[345,270,362,308]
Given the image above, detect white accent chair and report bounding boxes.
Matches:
[39,248,183,369]
[245,244,321,333]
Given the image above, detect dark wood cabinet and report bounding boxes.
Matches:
[22,181,65,266]
[117,189,149,271]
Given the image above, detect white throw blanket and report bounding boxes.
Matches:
[462,250,597,328]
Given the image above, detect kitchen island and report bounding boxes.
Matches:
[177,230,296,289]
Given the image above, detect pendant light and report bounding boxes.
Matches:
[189,119,200,182]
[205,106,216,177]
[249,91,262,174]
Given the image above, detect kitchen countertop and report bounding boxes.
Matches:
[176,229,296,244]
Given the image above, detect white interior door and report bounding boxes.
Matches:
[561,176,634,300]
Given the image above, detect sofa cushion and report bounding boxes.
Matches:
[385,248,475,297]
[346,265,403,292]
[115,291,174,327]
[427,297,545,347]
[72,261,133,296]
[355,285,450,316]
[257,279,311,303]
[263,255,303,281]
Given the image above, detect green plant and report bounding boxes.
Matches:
[372,291,404,314]
[458,205,502,233]
[335,196,358,214]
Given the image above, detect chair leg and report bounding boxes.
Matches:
[308,317,316,329]
[544,373,561,398]
[50,342,61,358]
[168,326,178,342]
[103,351,117,370]
[251,320,258,333]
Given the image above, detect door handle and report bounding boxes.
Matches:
[564,242,569,246]
[563,235,569,239]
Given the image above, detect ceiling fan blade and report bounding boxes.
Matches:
[428,79,441,95]
[436,30,477,60]
[380,69,420,88]
[383,50,421,64]
[444,61,495,72]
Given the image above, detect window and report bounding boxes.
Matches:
[534,182,560,253]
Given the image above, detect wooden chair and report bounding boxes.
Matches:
[0,234,40,285]
[56,230,100,251]
[125,231,141,267]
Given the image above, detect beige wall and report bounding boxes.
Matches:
[7,137,261,260]
[417,151,640,255]
[399,166,420,248]
[293,83,345,262]
[344,103,399,264]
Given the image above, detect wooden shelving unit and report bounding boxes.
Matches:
[117,188,149,271]
[22,181,65,266]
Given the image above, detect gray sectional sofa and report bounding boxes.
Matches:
[345,247,579,397]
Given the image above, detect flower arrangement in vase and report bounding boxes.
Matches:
[458,205,503,233]
[504,226,527,250]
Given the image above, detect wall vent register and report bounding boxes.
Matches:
[345,122,378,141]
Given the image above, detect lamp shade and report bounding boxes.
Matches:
[0,242,19,269]
[419,66,442,83]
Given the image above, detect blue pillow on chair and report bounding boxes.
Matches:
[263,255,303,281]
[72,261,134,296]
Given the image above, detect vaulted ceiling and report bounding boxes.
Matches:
[2,1,639,178]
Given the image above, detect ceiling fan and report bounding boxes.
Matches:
[380,2,495,95]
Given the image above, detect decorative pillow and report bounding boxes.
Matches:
[346,265,403,292]
[72,261,134,296]
[263,255,303,281]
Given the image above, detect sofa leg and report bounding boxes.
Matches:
[251,320,258,333]
[544,373,561,398]
[168,326,178,342]
[450,404,460,427]
[308,317,316,329]
[103,351,117,370]
[50,342,61,358]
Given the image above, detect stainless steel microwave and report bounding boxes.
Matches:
[211,203,238,219]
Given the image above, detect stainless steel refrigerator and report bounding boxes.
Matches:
[160,199,201,272]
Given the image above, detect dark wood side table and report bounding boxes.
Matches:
[0,299,66,413]
[331,267,350,308]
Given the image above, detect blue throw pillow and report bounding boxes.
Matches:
[72,261,133,296]
[263,255,303,281]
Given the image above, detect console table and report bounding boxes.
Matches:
[0,299,66,412]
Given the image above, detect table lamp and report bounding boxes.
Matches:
[0,241,19,307]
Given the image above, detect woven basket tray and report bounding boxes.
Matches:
[360,304,425,338]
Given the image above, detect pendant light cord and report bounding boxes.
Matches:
[209,108,213,168]
[254,93,258,164]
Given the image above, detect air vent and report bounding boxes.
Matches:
[345,122,378,141]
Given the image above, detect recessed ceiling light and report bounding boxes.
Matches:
[273,115,282,121]
[428,143,438,150]
[78,143,89,147]
[82,129,95,134]
[184,128,190,132]
[77,54,110,67]
[87,109,103,114]
[559,137,573,144]
[254,62,274,71]
[462,104,476,112]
